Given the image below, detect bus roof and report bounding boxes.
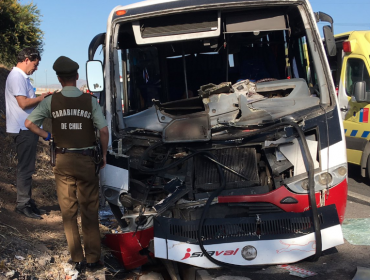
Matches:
[112,0,307,18]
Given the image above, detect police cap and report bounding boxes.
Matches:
[53,56,79,77]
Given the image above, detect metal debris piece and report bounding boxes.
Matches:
[198,82,232,98]
[278,265,317,278]
[5,270,15,277]
[154,184,189,215]
[232,79,257,97]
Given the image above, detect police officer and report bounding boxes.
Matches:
[25,56,109,272]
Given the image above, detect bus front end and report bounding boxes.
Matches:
[87,0,347,269]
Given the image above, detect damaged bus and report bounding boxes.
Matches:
[86,0,348,271]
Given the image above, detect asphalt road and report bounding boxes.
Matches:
[177,164,370,280]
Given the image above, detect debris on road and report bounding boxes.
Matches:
[5,270,15,278]
[14,255,25,261]
[278,264,317,278]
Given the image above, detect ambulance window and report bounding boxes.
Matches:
[345,58,370,96]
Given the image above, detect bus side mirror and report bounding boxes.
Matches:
[86,60,104,93]
[315,12,336,57]
[353,81,370,102]
[323,26,336,57]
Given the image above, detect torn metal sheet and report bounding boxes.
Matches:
[154,185,189,215]
[232,79,257,96]
[278,265,317,278]
[279,139,319,176]
[265,136,295,147]
[104,227,154,270]
[353,266,370,280]
[342,218,370,246]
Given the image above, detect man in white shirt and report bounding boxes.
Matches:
[5,47,49,219]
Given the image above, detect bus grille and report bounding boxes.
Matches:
[154,204,338,243]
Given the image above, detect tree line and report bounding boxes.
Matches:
[0,0,43,68]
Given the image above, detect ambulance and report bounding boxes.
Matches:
[327,31,370,178]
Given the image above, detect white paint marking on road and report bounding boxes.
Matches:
[347,191,370,204]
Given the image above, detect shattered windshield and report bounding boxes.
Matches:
[114,6,323,131]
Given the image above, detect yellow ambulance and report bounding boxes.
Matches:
[327,31,370,177]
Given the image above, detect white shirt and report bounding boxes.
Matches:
[5,67,36,133]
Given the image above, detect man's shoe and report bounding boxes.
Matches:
[74,262,84,273]
[86,260,104,271]
[16,207,42,220]
[31,205,46,215]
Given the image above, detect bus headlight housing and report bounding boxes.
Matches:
[317,172,333,185]
[301,179,309,190]
[335,166,347,177]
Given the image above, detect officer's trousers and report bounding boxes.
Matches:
[53,153,101,263]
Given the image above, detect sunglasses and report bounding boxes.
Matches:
[25,53,40,58]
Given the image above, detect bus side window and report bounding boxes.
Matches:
[346,58,370,96]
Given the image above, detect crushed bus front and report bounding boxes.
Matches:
[87,0,348,270]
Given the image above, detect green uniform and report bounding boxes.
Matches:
[27,86,107,263]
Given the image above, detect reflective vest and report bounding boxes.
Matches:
[51,92,95,148]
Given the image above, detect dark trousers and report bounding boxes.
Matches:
[14,129,39,210]
[53,153,101,263]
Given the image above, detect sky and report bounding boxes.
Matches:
[19,0,370,88]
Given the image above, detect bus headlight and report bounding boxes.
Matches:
[336,166,347,176]
[317,172,332,185]
[301,179,309,190]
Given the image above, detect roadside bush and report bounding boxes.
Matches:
[0,0,44,67]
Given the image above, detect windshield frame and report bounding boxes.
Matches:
[107,1,336,135]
